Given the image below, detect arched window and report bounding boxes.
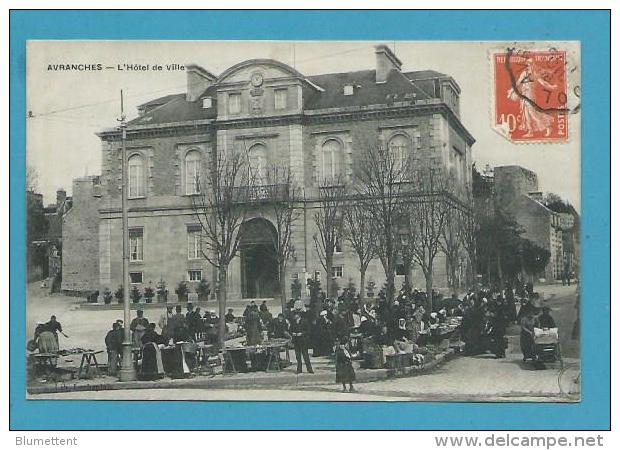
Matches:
[322,139,344,181]
[128,154,145,198]
[388,134,411,174]
[184,150,201,195]
[248,143,267,184]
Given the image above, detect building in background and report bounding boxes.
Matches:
[27,188,72,289]
[489,165,579,282]
[62,45,475,300]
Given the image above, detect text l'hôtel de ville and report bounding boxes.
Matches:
[47,63,186,71]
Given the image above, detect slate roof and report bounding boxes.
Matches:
[128,86,218,127]
[127,67,454,128]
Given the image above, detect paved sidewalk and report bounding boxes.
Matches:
[27,349,455,396]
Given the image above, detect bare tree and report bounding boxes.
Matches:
[191,147,253,348]
[355,140,409,302]
[342,198,377,300]
[259,165,302,312]
[313,178,345,299]
[440,197,463,294]
[26,165,39,192]
[458,189,478,286]
[406,167,451,311]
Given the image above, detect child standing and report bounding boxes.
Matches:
[335,336,356,392]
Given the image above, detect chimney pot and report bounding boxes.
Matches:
[186,64,217,102]
[375,44,402,83]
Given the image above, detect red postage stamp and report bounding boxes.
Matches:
[493,49,569,142]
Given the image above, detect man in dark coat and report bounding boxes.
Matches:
[105,322,123,376]
[166,306,185,340]
[185,304,203,340]
[290,312,314,374]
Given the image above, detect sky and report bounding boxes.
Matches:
[26,40,581,211]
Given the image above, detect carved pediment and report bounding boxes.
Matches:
[218,59,304,85]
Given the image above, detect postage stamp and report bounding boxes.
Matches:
[493,48,569,143]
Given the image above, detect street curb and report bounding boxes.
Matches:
[27,349,456,396]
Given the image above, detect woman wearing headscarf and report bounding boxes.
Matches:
[245,305,263,346]
[140,323,167,380]
[335,336,356,392]
[313,310,334,357]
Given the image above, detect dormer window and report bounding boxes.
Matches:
[202,97,212,109]
[343,84,354,96]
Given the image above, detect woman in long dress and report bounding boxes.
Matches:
[520,311,538,362]
[335,336,356,393]
[36,325,59,367]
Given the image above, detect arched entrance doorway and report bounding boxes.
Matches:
[239,218,279,299]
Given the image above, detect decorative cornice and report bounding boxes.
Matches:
[97,102,474,146]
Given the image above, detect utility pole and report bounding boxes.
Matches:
[118,90,136,382]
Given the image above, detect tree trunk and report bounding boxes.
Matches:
[404,262,411,289]
[425,264,434,312]
[279,263,287,313]
[217,266,228,349]
[496,252,504,288]
[385,263,395,303]
[325,253,333,299]
[449,253,458,295]
[359,266,366,301]
[487,253,491,286]
[469,249,477,286]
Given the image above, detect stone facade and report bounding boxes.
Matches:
[493,166,565,281]
[63,45,475,300]
[61,176,101,293]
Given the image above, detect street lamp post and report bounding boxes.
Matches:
[118,90,136,382]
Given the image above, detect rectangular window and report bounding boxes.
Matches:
[202,97,212,109]
[396,263,407,276]
[129,228,143,262]
[228,93,241,114]
[188,270,202,282]
[331,266,343,279]
[185,159,200,195]
[129,272,143,284]
[128,160,144,198]
[274,88,287,110]
[187,228,202,260]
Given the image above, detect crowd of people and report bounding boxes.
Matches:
[30,280,559,385]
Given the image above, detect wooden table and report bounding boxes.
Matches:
[78,351,103,379]
[34,353,58,372]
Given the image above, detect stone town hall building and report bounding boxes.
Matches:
[62,45,475,301]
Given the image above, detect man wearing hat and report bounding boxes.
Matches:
[290,312,314,374]
[105,322,123,376]
[130,310,150,349]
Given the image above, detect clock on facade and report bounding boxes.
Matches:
[250,72,264,87]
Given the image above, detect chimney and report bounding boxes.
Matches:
[56,188,67,208]
[186,64,217,102]
[375,44,402,83]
